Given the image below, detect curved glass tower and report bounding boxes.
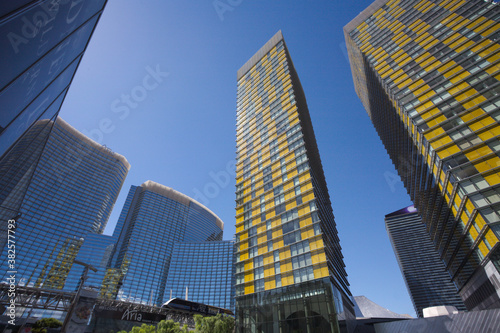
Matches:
[234,31,354,333]
[0,118,130,290]
[101,181,224,306]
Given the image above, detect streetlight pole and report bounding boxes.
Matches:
[60,260,97,333]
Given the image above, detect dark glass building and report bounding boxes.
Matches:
[386,206,466,317]
[100,181,225,306]
[0,118,130,290]
[345,0,500,310]
[0,0,108,256]
[234,31,354,332]
[164,241,235,312]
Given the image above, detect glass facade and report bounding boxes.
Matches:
[164,241,235,311]
[235,31,354,332]
[0,0,108,159]
[0,0,108,273]
[386,206,466,317]
[101,181,225,306]
[0,118,130,290]
[345,0,500,310]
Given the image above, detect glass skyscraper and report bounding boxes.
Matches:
[235,31,354,333]
[0,0,108,257]
[0,118,130,290]
[386,206,466,317]
[101,181,225,306]
[345,0,500,310]
[165,241,235,311]
[0,0,108,158]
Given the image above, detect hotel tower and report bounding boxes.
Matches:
[345,0,500,310]
[235,31,354,332]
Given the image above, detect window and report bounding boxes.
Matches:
[275,204,285,215]
[291,253,312,269]
[254,255,263,268]
[290,240,310,256]
[282,219,300,234]
[274,185,284,196]
[275,194,285,206]
[284,230,301,245]
[255,279,265,292]
[254,267,264,280]
[293,266,314,283]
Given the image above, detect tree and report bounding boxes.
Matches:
[116,320,189,333]
[194,314,234,333]
[31,318,62,333]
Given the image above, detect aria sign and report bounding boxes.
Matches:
[94,305,165,324]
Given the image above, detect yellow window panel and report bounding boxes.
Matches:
[455,40,475,54]
[463,95,487,110]
[487,52,500,64]
[485,229,499,246]
[469,225,479,241]
[485,172,500,186]
[475,214,486,231]
[446,182,454,195]
[424,126,445,141]
[475,156,500,173]
[469,118,491,132]
[264,280,276,291]
[417,102,435,115]
[408,79,425,91]
[461,108,484,123]
[474,20,495,34]
[455,88,477,102]
[447,0,466,11]
[465,199,476,216]
[443,32,461,46]
[449,36,468,50]
[437,60,456,73]
[244,260,253,272]
[477,241,489,258]
[245,284,254,294]
[479,43,500,58]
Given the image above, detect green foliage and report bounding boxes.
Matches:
[194,314,235,333]
[31,318,63,333]
[117,320,191,333]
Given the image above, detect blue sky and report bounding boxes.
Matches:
[60,0,416,316]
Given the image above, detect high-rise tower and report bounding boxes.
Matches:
[0,118,129,290]
[235,31,354,333]
[345,0,500,310]
[386,206,466,317]
[0,1,109,254]
[102,181,224,306]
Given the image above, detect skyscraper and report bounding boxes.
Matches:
[102,181,225,306]
[165,241,235,311]
[235,31,354,333]
[0,0,109,249]
[0,118,130,290]
[386,206,466,317]
[345,0,500,310]
[0,0,108,157]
